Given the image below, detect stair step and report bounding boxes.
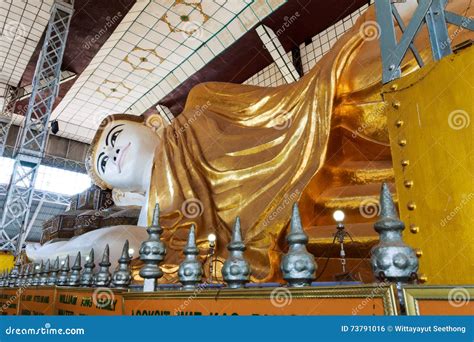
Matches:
[306,222,376,240]
[317,183,396,209]
[318,182,395,200]
[307,183,397,226]
[320,160,394,186]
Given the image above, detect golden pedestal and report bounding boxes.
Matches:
[384,46,474,284]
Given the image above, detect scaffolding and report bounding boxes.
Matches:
[375,0,474,84]
[0,0,74,253]
[0,85,20,157]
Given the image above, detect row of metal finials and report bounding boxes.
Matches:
[0,183,418,290]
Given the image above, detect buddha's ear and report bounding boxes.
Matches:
[112,189,146,207]
[145,113,167,136]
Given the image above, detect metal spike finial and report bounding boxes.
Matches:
[152,202,160,226]
[18,265,26,287]
[26,263,35,285]
[3,269,10,287]
[39,260,50,286]
[5,270,10,287]
[32,260,43,286]
[222,217,250,289]
[4,270,9,287]
[57,256,70,286]
[21,264,30,287]
[139,204,166,291]
[80,248,95,287]
[1,270,8,287]
[47,257,60,286]
[15,264,25,287]
[371,183,418,283]
[379,183,398,219]
[281,203,317,287]
[178,225,203,290]
[68,252,82,286]
[93,245,111,287]
[8,257,21,287]
[112,240,132,289]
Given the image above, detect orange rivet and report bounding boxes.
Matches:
[396,119,404,127]
[392,101,401,109]
[407,202,416,210]
[401,160,410,167]
[398,139,407,146]
[404,180,413,188]
[410,225,419,234]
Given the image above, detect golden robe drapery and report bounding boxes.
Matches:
[147,1,473,279]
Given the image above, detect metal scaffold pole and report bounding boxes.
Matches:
[0,0,74,253]
[374,0,474,83]
[0,85,20,157]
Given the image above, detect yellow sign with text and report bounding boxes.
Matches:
[19,287,56,315]
[123,285,398,316]
[0,288,21,315]
[55,287,123,316]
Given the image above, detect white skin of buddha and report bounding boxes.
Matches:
[26,120,159,264]
[94,119,160,225]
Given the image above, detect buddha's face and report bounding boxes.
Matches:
[94,120,159,192]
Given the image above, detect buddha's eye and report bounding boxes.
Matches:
[111,129,122,147]
[100,156,109,173]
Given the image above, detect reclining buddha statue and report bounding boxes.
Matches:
[27,0,473,283]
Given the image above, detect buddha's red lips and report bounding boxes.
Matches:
[117,142,131,173]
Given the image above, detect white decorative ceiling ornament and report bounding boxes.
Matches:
[51,0,287,143]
